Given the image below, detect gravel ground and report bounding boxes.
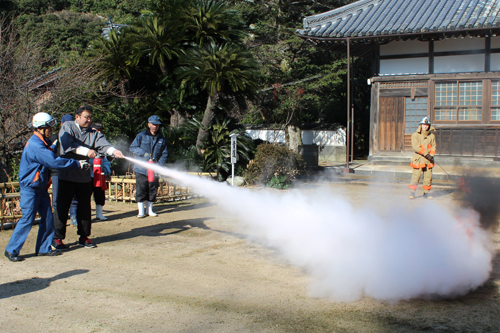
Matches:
[0,179,499,333]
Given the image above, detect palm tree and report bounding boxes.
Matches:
[181,116,254,179]
[176,42,258,153]
[184,0,247,47]
[129,15,180,76]
[91,29,133,97]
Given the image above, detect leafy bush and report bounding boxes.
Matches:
[244,143,304,187]
[162,116,255,179]
[266,175,291,189]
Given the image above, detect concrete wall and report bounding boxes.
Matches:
[245,129,346,163]
[318,145,346,163]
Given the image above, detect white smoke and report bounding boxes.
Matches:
[126,158,493,302]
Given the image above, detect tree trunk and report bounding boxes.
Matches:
[196,93,218,154]
[170,108,185,129]
[119,78,129,105]
[285,124,301,154]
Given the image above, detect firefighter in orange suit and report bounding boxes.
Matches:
[409,117,436,199]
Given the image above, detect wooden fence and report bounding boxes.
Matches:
[0,182,22,230]
[1,173,211,231]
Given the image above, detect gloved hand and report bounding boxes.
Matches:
[425,154,434,163]
[79,160,90,170]
[143,152,152,160]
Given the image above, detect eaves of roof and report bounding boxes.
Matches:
[22,67,62,91]
[297,0,500,53]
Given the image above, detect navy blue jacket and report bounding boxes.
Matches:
[129,129,168,176]
[19,132,80,192]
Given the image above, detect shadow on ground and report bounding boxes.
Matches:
[96,201,216,222]
[91,217,214,246]
[0,269,89,299]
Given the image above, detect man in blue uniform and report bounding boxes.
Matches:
[4,112,89,262]
[129,115,168,217]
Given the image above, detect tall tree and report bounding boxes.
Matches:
[184,0,246,47]
[128,15,180,76]
[90,29,134,97]
[0,16,118,175]
[177,42,258,153]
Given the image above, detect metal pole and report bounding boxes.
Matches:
[351,105,354,162]
[346,37,351,169]
[230,133,239,186]
[232,164,234,186]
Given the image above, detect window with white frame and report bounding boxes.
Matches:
[491,81,500,121]
[405,97,428,133]
[434,81,482,121]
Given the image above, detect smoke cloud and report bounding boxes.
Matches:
[126,157,494,302]
[458,175,500,230]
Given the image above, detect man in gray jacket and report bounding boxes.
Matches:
[53,105,124,250]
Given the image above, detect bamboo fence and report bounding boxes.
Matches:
[1,173,212,231]
[0,182,22,230]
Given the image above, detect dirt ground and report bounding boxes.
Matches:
[1,178,499,333]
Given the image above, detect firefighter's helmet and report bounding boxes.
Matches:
[419,117,431,126]
[32,112,57,128]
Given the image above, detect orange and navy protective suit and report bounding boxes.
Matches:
[409,124,436,194]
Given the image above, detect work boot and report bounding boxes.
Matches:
[4,250,24,262]
[409,191,416,199]
[423,193,433,200]
[146,201,157,217]
[137,202,145,218]
[95,204,108,221]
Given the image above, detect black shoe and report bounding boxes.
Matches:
[423,193,434,200]
[52,239,69,251]
[4,250,24,262]
[37,249,62,256]
[78,237,97,248]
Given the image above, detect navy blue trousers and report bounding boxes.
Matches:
[6,188,55,255]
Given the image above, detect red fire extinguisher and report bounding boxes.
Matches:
[93,155,108,191]
[148,158,154,182]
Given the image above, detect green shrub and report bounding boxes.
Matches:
[244,143,304,187]
[266,175,292,189]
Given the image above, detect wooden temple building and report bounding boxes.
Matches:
[297,0,500,165]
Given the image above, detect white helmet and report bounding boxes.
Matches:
[32,112,57,128]
[419,117,431,126]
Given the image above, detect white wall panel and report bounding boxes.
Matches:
[491,36,500,48]
[245,129,345,146]
[434,38,484,52]
[380,40,428,56]
[380,58,428,75]
[434,54,484,73]
[245,130,285,143]
[308,130,346,146]
[491,54,500,71]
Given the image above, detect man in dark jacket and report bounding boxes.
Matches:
[129,115,168,217]
[4,113,88,262]
[54,105,124,250]
[49,114,74,227]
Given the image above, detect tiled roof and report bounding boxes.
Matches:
[102,20,128,40]
[297,0,500,39]
[23,67,61,91]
